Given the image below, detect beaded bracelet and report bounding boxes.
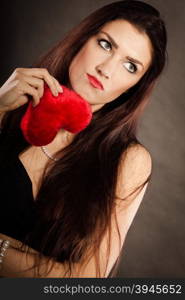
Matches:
[0,239,10,269]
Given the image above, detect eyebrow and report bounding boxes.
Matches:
[99,30,144,68]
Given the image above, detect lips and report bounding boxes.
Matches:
[87,74,104,90]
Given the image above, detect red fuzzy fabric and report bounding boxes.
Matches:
[20,84,92,146]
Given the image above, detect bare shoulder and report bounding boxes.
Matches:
[116,143,152,201]
[120,143,152,177]
[98,144,153,277]
[113,144,152,247]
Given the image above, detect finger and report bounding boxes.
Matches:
[22,75,44,98]
[21,82,40,106]
[52,77,63,93]
[51,77,60,95]
[7,95,28,111]
[20,68,59,97]
[15,95,28,108]
[24,73,62,97]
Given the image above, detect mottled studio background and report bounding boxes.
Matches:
[0,0,184,277]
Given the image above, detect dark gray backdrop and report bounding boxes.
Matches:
[1,0,184,277]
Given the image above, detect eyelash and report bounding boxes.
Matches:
[97,38,138,74]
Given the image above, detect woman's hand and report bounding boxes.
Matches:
[0,233,22,249]
[0,68,63,113]
[0,233,38,254]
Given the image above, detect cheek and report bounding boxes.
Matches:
[112,72,141,96]
[69,56,82,78]
[71,46,92,74]
[110,77,129,97]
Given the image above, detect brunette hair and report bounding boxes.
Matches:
[1,0,167,277]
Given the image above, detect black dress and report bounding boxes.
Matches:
[0,153,37,243]
[0,130,120,277]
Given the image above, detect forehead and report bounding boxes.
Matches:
[99,20,152,68]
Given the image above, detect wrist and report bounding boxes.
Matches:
[0,239,10,272]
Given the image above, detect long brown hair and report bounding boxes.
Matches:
[1,0,167,277]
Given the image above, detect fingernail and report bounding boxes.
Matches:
[59,86,63,93]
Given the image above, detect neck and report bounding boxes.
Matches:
[40,103,103,157]
[91,103,104,113]
[42,129,75,156]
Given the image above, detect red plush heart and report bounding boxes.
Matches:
[20,84,92,146]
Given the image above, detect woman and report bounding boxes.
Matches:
[0,0,167,277]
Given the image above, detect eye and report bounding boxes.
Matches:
[97,39,112,51]
[124,62,137,74]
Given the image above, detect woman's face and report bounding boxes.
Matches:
[69,20,152,112]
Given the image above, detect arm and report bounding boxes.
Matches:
[0,144,152,278]
[0,233,68,277]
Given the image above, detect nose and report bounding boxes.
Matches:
[95,57,117,79]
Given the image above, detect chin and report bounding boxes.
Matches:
[69,79,101,105]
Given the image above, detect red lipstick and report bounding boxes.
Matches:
[87,74,104,90]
